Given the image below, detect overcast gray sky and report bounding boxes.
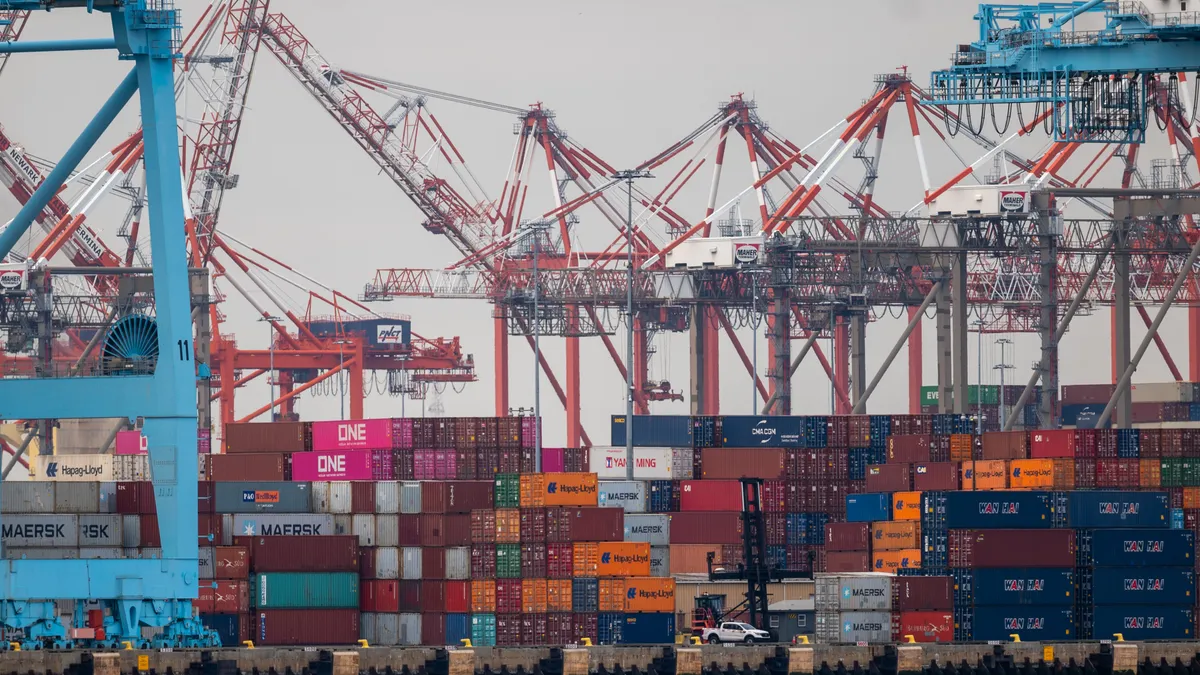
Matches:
[0,1,1190,446]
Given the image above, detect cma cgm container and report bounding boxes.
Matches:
[1066,491,1169,528]
[928,491,1053,529]
[958,606,1074,641]
[610,415,692,447]
[1087,606,1193,640]
[952,568,1075,606]
[719,416,804,447]
[1076,528,1195,567]
[255,609,359,645]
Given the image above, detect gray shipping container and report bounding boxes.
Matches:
[401,547,422,580]
[352,514,376,546]
[79,515,122,547]
[375,514,399,548]
[624,514,670,546]
[374,547,400,579]
[835,611,893,643]
[446,546,470,580]
[121,514,140,548]
[650,546,670,577]
[671,448,694,479]
[313,481,352,514]
[332,514,353,537]
[199,546,215,579]
[360,613,377,645]
[2,482,55,513]
[815,611,839,643]
[3,514,79,546]
[397,613,421,646]
[125,548,163,559]
[54,483,100,513]
[597,480,647,512]
[228,513,336,537]
[376,613,400,646]
[213,482,311,513]
[399,482,422,514]
[374,481,400,514]
[5,547,80,559]
[98,482,116,513]
[78,547,122,559]
[815,574,893,611]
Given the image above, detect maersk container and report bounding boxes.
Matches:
[624,514,669,546]
[253,572,359,609]
[932,491,1053,529]
[610,415,693,447]
[2,482,54,513]
[1087,567,1195,605]
[2,514,79,547]
[228,514,335,537]
[720,416,804,448]
[650,546,670,577]
[837,611,893,643]
[5,547,79,559]
[960,606,1074,641]
[952,568,1075,607]
[846,493,891,523]
[1066,491,1169,528]
[1088,605,1194,640]
[815,574,893,611]
[213,482,311,513]
[620,613,675,644]
[597,480,647,512]
[1077,528,1194,567]
[79,514,122,547]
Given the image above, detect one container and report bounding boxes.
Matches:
[253,609,360,645]
[1077,528,1195,566]
[954,568,1075,606]
[597,480,647,512]
[311,419,396,451]
[214,482,311,513]
[949,529,1075,568]
[115,431,147,456]
[622,514,669,546]
[291,450,376,480]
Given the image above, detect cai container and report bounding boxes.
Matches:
[224,421,308,454]
[1088,567,1195,605]
[1066,491,1169,528]
[954,568,1075,606]
[949,529,1075,568]
[892,610,953,643]
[597,480,647,512]
[254,609,360,645]
[310,418,396,451]
[1030,429,1077,458]
[610,415,692,447]
[623,514,670,546]
[213,482,311,513]
[719,416,804,448]
[1088,605,1193,640]
[234,534,358,571]
[846,493,891,523]
[912,463,959,491]
[1077,528,1194,567]
[961,606,1074,641]
[891,576,952,611]
[291,450,375,480]
[679,480,741,511]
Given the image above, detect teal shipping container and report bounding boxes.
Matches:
[252,572,359,609]
[471,613,497,646]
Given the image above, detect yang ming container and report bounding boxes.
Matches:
[252,572,359,608]
[952,568,1075,606]
[1088,605,1193,640]
[214,482,311,513]
[1066,491,1169,528]
[1077,528,1194,566]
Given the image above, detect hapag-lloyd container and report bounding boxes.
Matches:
[292,450,380,480]
[311,418,396,451]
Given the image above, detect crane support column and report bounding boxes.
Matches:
[494,309,509,415]
[565,307,582,447]
[936,271,952,413]
[833,316,850,414]
[769,292,792,416]
[952,249,969,415]
[908,306,923,414]
[1035,193,1061,428]
[1113,219,1133,428]
[689,306,707,415]
[688,307,720,415]
[192,270,212,432]
[850,311,866,412]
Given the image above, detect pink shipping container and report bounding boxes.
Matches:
[521,417,541,449]
[414,449,458,480]
[679,480,742,511]
[115,430,147,455]
[311,418,397,451]
[198,428,211,454]
[290,449,376,480]
[542,448,566,473]
[393,418,414,449]
[1030,429,1077,458]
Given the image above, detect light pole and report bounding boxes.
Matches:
[995,338,1014,430]
[749,270,762,413]
[520,219,551,471]
[974,319,984,434]
[334,338,353,420]
[259,316,282,421]
[612,168,652,478]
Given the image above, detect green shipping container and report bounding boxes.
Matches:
[1162,459,1200,487]
[921,385,1000,406]
[471,613,497,647]
[495,543,521,578]
[495,473,520,508]
[252,572,359,609]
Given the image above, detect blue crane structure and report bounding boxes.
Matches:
[0,1,214,648]
[927,1,1200,142]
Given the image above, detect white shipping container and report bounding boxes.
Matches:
[375,514,399,548]
[54,483,100,513]
[671,448,695,479]
[836,611,893,643]
[623,514,670,546]
[401,547,422,580]
[227,514,335,537]
[1132,382,1194,403]
[352,514,376,546]
[332,515,353,537]
[198,455,209,481]
[79,514,122,547]
[445,546,470,580]
[312,482,353,514]
[123,547,163,559]
[121,515,140,548]
[98,482,116,513]
[374,547,400,579]
[2,514,79,547]
[113,455,149,481]
[199,546,215,579]
[399,482,422,514]
[397,613,421,646]
[360,612,377,645]
[815,573,894,612]
[650,546,670,577]
[374,481,400,514]
[597,480,647,512]
[589,446,672,479]
[78,547,122,559]
[2,482,54,513]
[34,455,112,481]
[219,514,233,544]
[376,613,400,647]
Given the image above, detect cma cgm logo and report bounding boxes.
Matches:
[318,455,347,473]
[339,423,367,442]
[1100,502,1140,515]
[752,419,776,443]
[979,502,1020,514]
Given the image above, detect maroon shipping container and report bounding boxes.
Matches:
[1139,429,1163,459]
[1062,384,1117,405]
[888,435,932,463]
[471,545,497,578]
[787,545,825,574]
[520,508,547,543]
[546,612,573,645]
[545,508,622,542]
[547,542,573,579]
[891,611,954,643]
[214,545,249,579]
[668,512,742,544]
[815,449,850,481]
[456,451,479,480]
[825,551,871,573]
[398,580,445,612]
[825,522,870,552]
[1074,458,1098,489]
[522,543,548,578]
[980,431,1028,460]
[892,576,953,611]
[422,612,448,646]
[420,514,471,547]
[199,514,223,548]
[350,482,375,514]
[699,448,784,480]
[520,613,548,646]
[139,514,160,547]
[761,480,788,512]
[1096,459,1140,488]
[948,529,1076,568]
[1163,429,1185,458]
[421,481,495,514]
[497,613,522,646]
[866,463,912,492]
[116,481,156,515]
[572,613,598,643]
[422,547,447,579]
[205,453,289,481]
[398,514,421,546]
[198,482,215,513]
[197,580,250,614]
[360,579,400,612]
[1075,430,1099,458]
[929,436,951,463]
[470,510,496,544]
[679,480,742,511]
[785,483,809,512]
[232,535,359,572]
[455,418,480,450]
[360,547,377,579]
[913,463,959,491]
[497,579,522,613]
[765,513,786,546]
[224,421,308,453]
[254,609,359,645]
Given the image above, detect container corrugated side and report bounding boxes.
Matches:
[1067,491,1169,528]
[375,514,399,548]
[954,568,1075,606]
[399,482,422,513]
[623,514,669,546]
[374,547,400,579]
[374,481,400,514]
[2,514,78,546]
[213,482,311,513]
[838,611,893,643]
[962,606,1074,641]
[1087,567,1195,605]
[446,546,470,580]
[53,483,100,513]
[401,547,422,580]
[229,514,335,538]
[649,546,669,577]
[233,533,357,571]
[1089,605,1193,640]
[1078,528,1194,566]
[397,613,421,646]
[2,482,54,513]
[78,514,122,547]
[254,609,359,645]
[312,481,352,514]
[597,480,647,512]
[253,571,359,608]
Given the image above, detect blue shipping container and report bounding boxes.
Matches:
[1173,508,1186,530]
[692,417,719,448]
[721,416,804,447]
[952,568,1075,607]
[1077,529,1195,567]
[869,416,891,448]
[935,491,1054,529]
[785,513,808,546]
[767,545,787,568]
[1117,429,1140,458]
[597,612,624,645]
[846,493,891,523]
[199,614,242,647]
[610,415,693,447]
[446,613,470,645]
[1086,567,1195,605]
[1190,403,1200,422]
[620,613,676,644]
[1067,491,1169,529]
[572,578,599,612]
[958,606,1074,641]
[806,513,829,545]
[647,481,675,513]
[1088,605,1193,641]
[803,417,828,448]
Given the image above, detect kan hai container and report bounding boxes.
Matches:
[1077,528,1194,567]
[953,568,1075,606]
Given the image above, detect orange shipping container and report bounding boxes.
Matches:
[521,578,548,613]
[961,460,1008,490]
[573,542,598,576]
[598,578,625,612]
[872,521,920,551]
[949,434,974,463]
[519,475,545,507]
[470,580,496,613]
[668,544,725,575]
[891,491,922,521]
[527,472,598,507]
[1140,459,1162,488]
[596,542,651,576]
[547,579,573,612]
[1052,458,1076,490]
[624,577,676,612]
[495,508,521,543]
[873,548,922,573]
[1009,459,1055,489]
[1184,487,1200,510]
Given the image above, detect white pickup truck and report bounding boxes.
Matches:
[702,622,772,644]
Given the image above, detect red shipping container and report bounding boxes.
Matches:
[350,482,375,514]
[199,514,223,548]
[421,612,447,646]
[520,508,547,543]
[1096,430,1119,458]
[445,580,470,614]
[892,577,953,611]
[420,514,471,547]
[668,512,742,544]
[1075,430,1099,458]
[572,613,598,643]
[233,536,359,572]
[254,609,359,645]
[116,482,156,515]
[761,480,788,512]
[825,522,870,552]
[1062,384,1117,404]
[948,529,1075,568]
[547,543,573,579]
[866,463,912,492]
[699,448,784,480]
[679,480,742,511]
[224,421,309,453]
[199,580,249,614]
[981,431,1028,460]
[206,453,289,481]
[471,545,496,579]
[546,612,573,645]
[359,547,377,579]
[1030,429,1077,458]
[422,547,447,579]
[892,611,954,643]
[913,463,959,491]
[139,514,160,547]
[545,508,623,542]
[497,614,522,646]
[1140,429,1163,459]
[521,543,547,578]
[497,579,523,614]
[888,435,932,463]
[360,579,400,612]
[520,613,548,646]
[421,481,495,514]
[214,546,249,579]
[825,551,870,573]
[1096,459,1140,488]
[765,513,786,546]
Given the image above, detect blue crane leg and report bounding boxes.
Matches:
[0,38,115,53]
